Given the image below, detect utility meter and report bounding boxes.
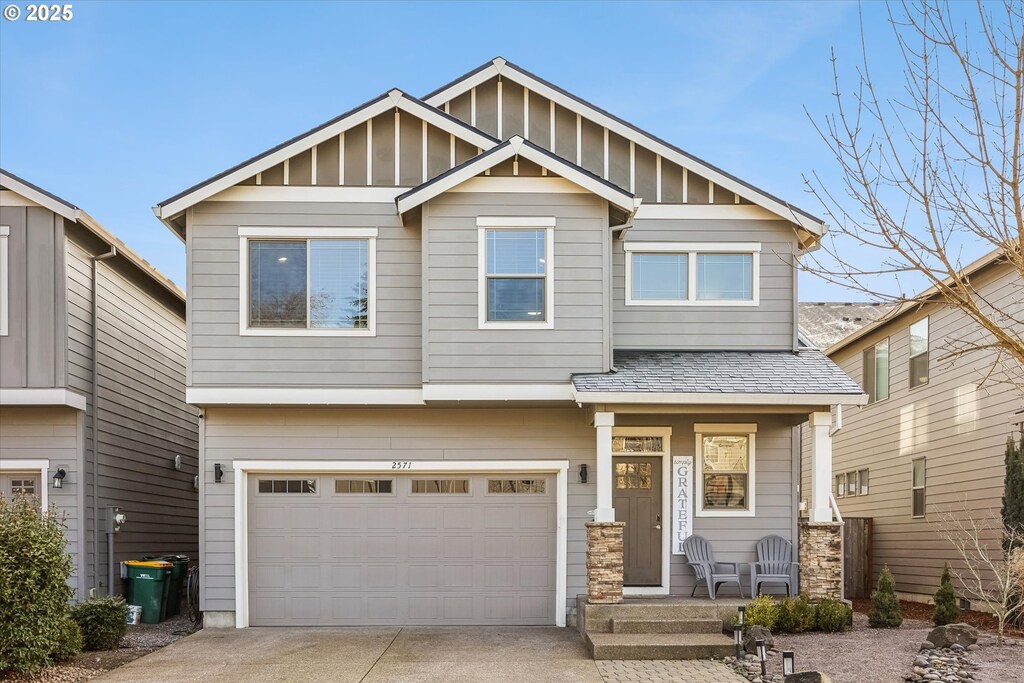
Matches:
[106,506,126,533]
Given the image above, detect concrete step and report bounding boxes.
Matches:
[587,632,736,660]
[611,617,724,634]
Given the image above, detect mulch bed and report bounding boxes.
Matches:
[851,598,1024,639]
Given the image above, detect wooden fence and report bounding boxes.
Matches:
[843,517,873,599]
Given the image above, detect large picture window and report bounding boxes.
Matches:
[478,223,554,328]
[239,228,376,336]
[695,424,756,516]
[863,338,890,403]
[625,242,759,306]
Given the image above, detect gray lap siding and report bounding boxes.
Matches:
[200,407,795,615]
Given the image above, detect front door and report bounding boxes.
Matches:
[613,456,662,586]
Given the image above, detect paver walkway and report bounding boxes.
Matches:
[597,659,748,683]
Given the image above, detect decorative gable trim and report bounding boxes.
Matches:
[424,58,826,242]
[396,136,638,214]
[154,90,501,224]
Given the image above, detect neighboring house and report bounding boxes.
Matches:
[0,170,199,601]
[153,57,865,629]
[799,302,890,349]
[800,249,1024,603]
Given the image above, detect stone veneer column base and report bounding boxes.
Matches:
[799,521,843,601]
[586,521,625,604]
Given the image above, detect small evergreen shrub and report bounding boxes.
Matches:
[776,593,817,634]
[740,594,780,630]
[868,565,903,628]
[0,495,75,674]
[70,597,128,651]
[933,563,961,626]
[49,617,83,663]
[815,598,852,632]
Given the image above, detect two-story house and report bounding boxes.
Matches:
[801,249,1024,604]
[0,169,199,601]
[153,58,865,630]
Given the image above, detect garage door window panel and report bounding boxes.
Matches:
[411,479,470,494]
[487,479,546,494]
[335,479,394,494]
[257,479,318,494]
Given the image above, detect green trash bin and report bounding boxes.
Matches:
[144,555,189,617]
[125,560,172,624]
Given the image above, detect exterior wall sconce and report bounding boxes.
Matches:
[578,463,588,484]
[755,639,767,677]
[53,468,67,489]
[733,624,742,659]
[782,651,795,676]
[214,463,224,483]
[174,454,183,471]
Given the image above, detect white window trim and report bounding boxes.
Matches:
[478,223,555,330]
[237,227,377,337]
[612,426,673,597]
[0,225,9,336]
[909,316,930,388]
[0,459,49,511]
[694,423,757,518]
[624,242,760,307]
[233,459,569,628]
[912,457,926,519]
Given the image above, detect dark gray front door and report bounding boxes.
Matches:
[613,457,662,586]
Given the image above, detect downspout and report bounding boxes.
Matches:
[91,246,116,595]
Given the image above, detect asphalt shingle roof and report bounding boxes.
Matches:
[798,302,891,349]
[571,349,864,395]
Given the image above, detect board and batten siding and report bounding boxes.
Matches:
[0,406,85,598]
[800,263,1024,597]
[0,205,66,388]
[423,191,608,383]
[65,233,199,591]
[199,407,797,615]
[613,218,798,350]
[188,200,422,388]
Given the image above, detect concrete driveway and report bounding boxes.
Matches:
[93,626,604,683]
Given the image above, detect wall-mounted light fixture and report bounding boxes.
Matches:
[193,475,200,491]
[214,463,224,483]
[578,463,588,484]
[174,454,182,471]
[53,468,67,489]
[782,651,795,676]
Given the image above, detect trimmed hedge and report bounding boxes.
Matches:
[0,495,75,674]
[776,594,817,633]
[816,598,853,632]
[70,597,128,651]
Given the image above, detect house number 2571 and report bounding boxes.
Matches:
[391,461,412,469]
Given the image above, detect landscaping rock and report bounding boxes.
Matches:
[927,624,979,649]
[905,644,979,683]
[920,641,935,651]
[743,625,775,654]
[784,673,833,683]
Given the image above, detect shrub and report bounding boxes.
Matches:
[933,562,961,626]
[49,617,83,663]
[776,593,817,634]
[70,597,128,651]
[815,598,852,632]
[740,594,780,630]
[0,495,75,674]
[869,565,903,628]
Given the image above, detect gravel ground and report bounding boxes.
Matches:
[1,614,196,683]
[767,613,1024,683]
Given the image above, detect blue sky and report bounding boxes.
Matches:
[1,1,913,298]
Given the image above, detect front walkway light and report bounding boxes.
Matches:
[737,605,746,626]
[756,638,767,677]
[733,624,742,659]
[782,651,795,676]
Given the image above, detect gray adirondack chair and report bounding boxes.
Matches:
[750,534,798,596]
[681,535,744,599]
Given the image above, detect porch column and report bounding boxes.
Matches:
[594,411,615,522]
[808,411,833,524]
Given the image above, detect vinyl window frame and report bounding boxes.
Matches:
[477,217,555,330]
[694,423,757,518]
[863,338,890,403]
[0,460,49,511]
[0,225,9,336]
[237,226,377,337]
[909,317,930,389]
[624,242,760,307]
[912,457,926,518]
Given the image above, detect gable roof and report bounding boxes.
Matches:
[153,89,502,230]
[1,169,184,303]
[798,302,891,349]
[395,136,638,215]
[424,57,827,246]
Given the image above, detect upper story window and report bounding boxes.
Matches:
[624,242,760,306]
[909,317,929,388]
[863,338,890,403]
[478,217,555,329]
[0,225,8,336]
[239,227,376,336]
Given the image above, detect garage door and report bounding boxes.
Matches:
[247,472,556,626]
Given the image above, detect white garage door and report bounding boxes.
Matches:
[247,472,556,626]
